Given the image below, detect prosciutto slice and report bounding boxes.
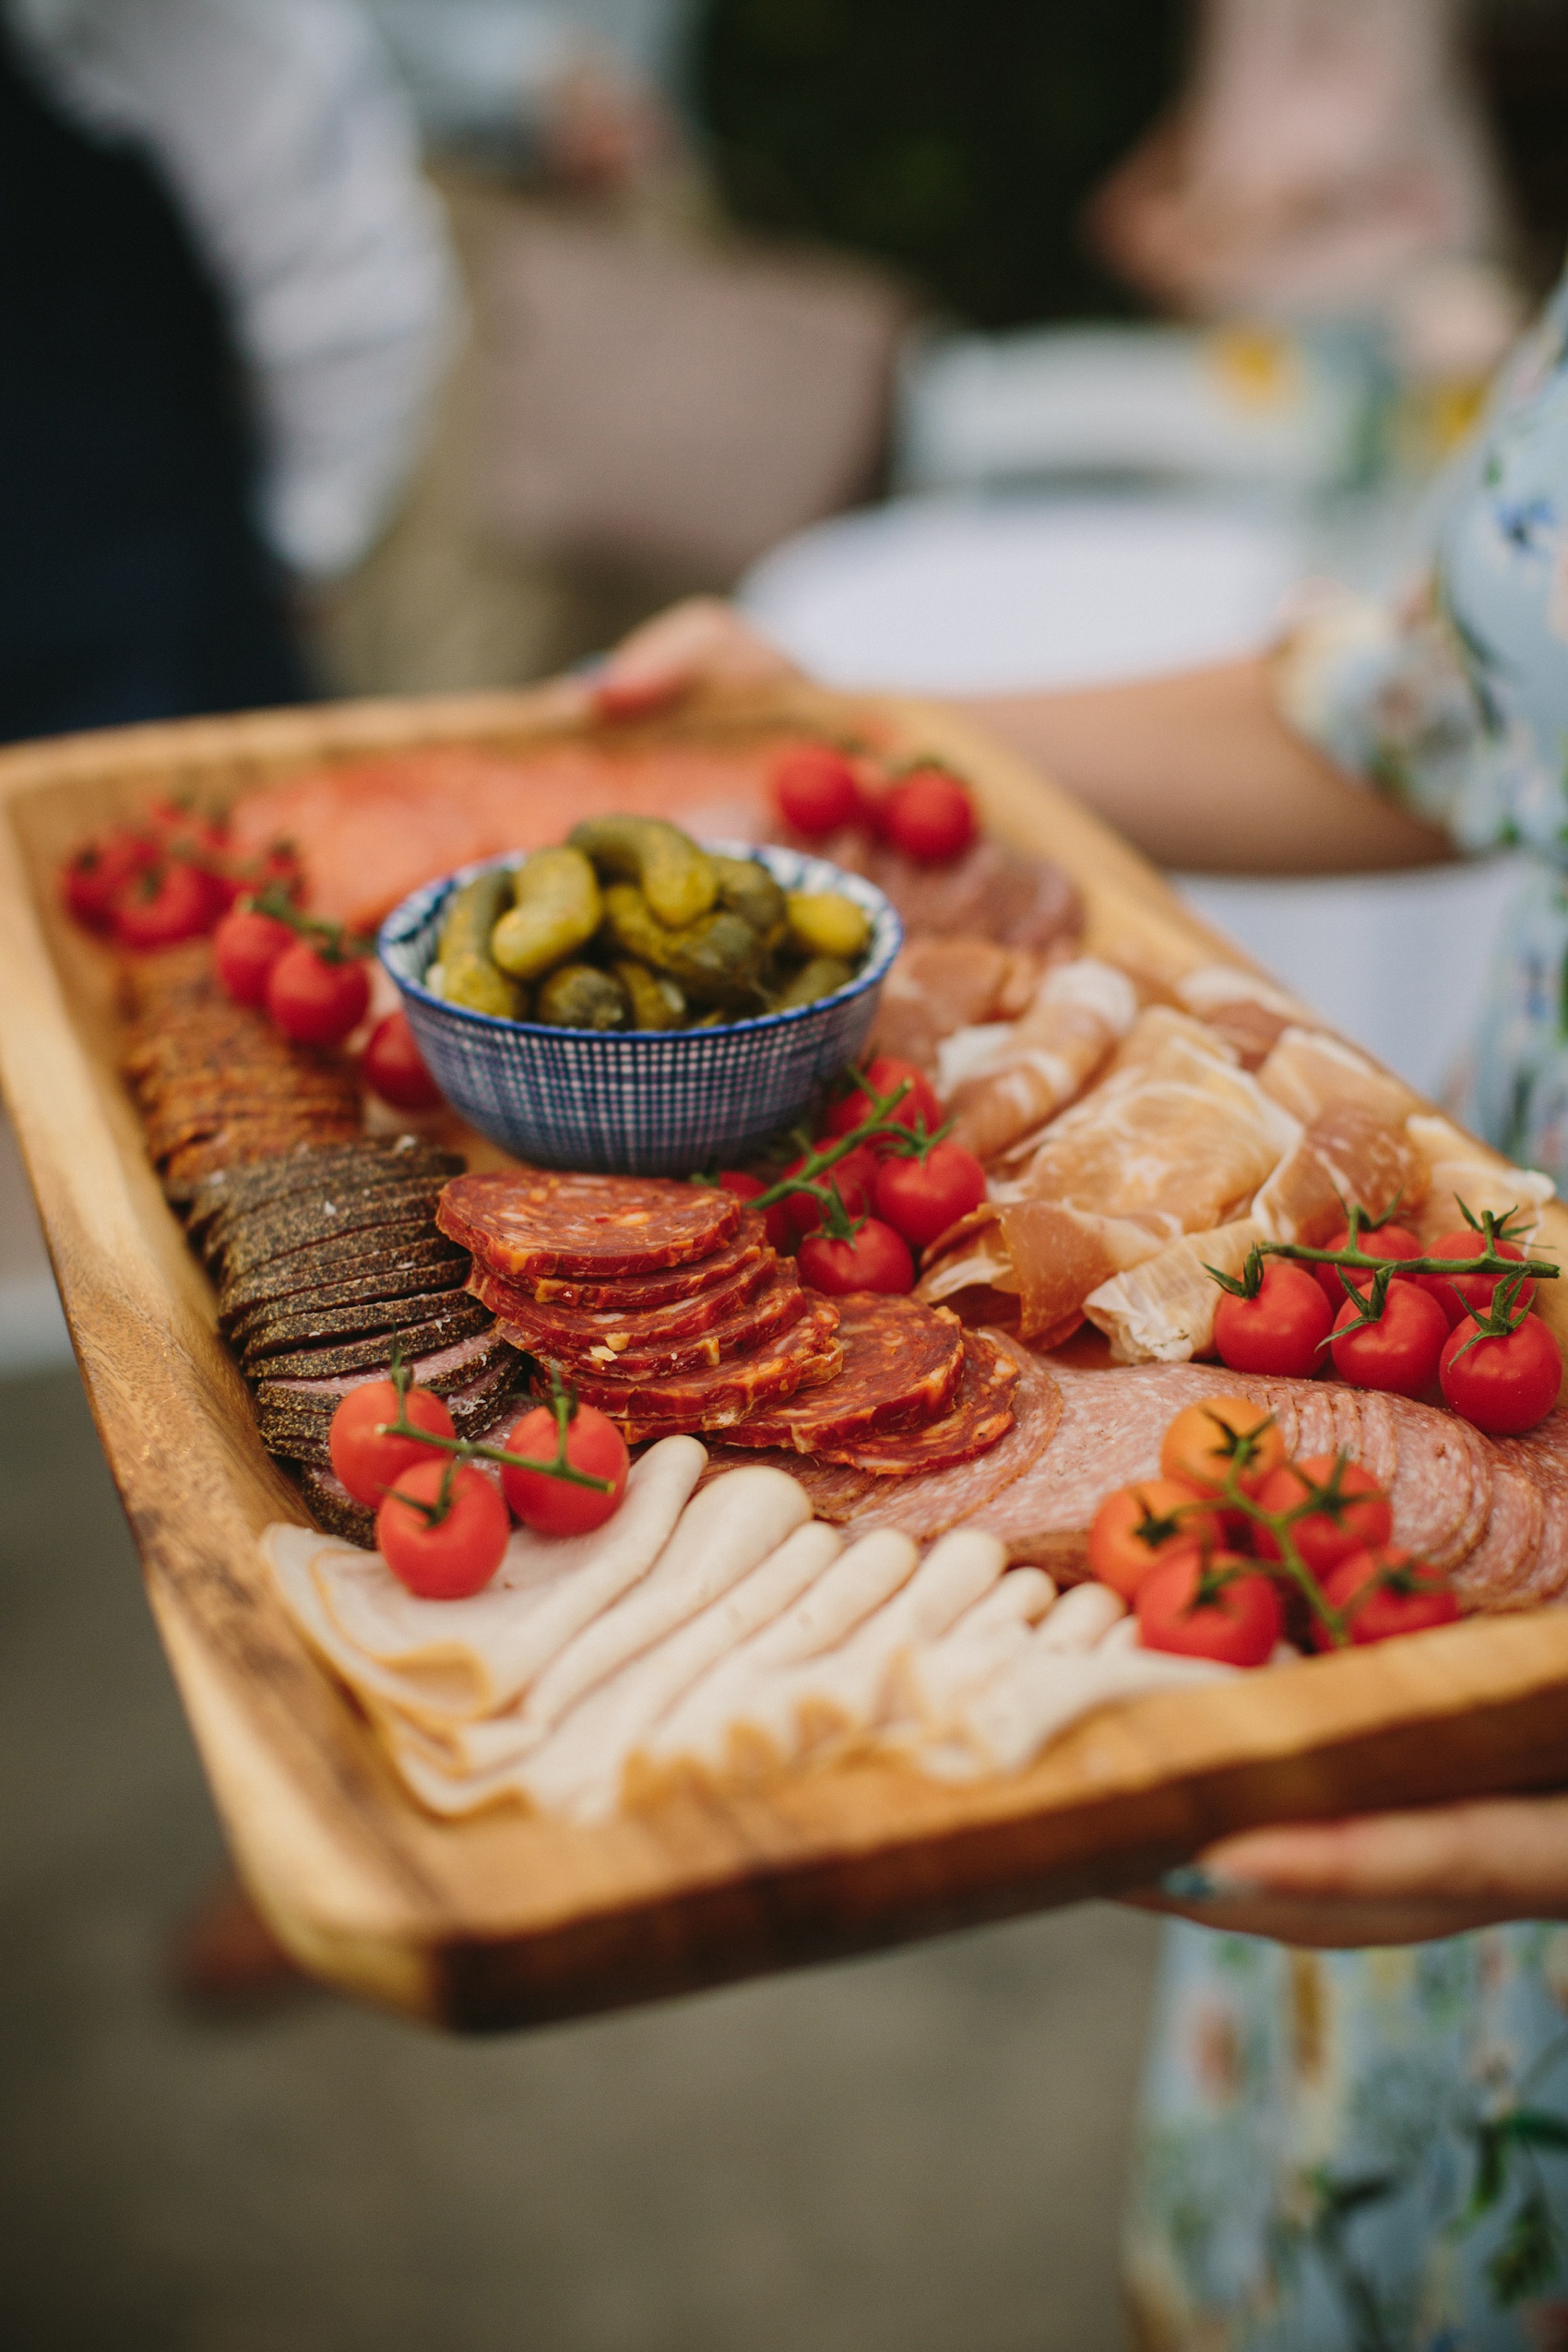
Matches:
[1258,1027,1420,1127]
[1407,1115,1554,1244]
[941,958,1138,1164]
[872,935,1045,1073]
[1254,1102,1431,1245]
[923,1009,1297,1341]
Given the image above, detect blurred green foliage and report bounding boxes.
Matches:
[690,0,1186,328]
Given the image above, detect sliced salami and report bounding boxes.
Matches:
[517,1216,768,1311]
[504,1263,810,1381]
[851,1336,1062,1536]
[718,1293,966,1453]
[816,1331,1018,1476]
[1452,1464,1546,1609]
[558,1301,843,1439]
[471,1234,775,1351]
[437,1169,739,1281]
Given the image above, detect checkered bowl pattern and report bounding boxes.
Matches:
[379,841,903,1175]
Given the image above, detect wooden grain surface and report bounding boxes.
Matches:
[5,681,1568,2034]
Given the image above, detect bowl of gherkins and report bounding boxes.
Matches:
[377,817,902,1174]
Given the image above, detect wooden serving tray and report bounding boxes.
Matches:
[5,682,1568,2032]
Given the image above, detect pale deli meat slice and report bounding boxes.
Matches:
[1084,1216,1265,1364]
[299,1436,707,1725]
[941,958,1138,1164]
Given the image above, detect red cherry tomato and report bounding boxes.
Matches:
[1330,1278,1447,1396]
[1159,1396,1286,1496]
[872,1140,987,1251]
[716,1170,794,1253]
[212,905,295,1005]
[265,941,370,1047]
[782,1143,879,1236]
[112,860,218,950]
[1313,1544,1459,1647]
[1252,1454,1394,1574]
[1414,1229,1535,1328]
[1313,1221,1422,1316]
[770,744,865,837]
[498,1403,629,1537]
[363,1010,443,1111]
[328,1379,457,1508]
[62,826,156,932]
[882,766,977,864]
[1212,1259,1332,1378]
[798,1217,914,1295]
[1136,1550,1284,1668]
[1087,1478,1221,1602]
[375,1458,511,1598]
[824,1055,944,1141]
[1439,1310,1562,1434]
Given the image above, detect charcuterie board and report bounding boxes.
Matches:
[6,680,1568,2032]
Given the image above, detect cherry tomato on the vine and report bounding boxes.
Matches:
[376,1458,510,1598]
[499,1402,628,1536]
[363,1010,443,1111]
[716,1170,793,1253]
[1439,1309,1562,1434]
[1415,1229,1535,1327]
[1087,1478,1221,1602]
[770,744,865,838]
[1313,1221,1422,1316]
[1136,1550,1284,1668]
[1212,1259,1331,1378]
[1252,1454,1393,1574]
[873,1140,987,1252]
[784,1143,878,1236]
[113,860,218,950]
[1313,1544,1459,1647]
[1160,1396,1285,1496]
[265,940,370,1047]
[1330,1278,1447,1396]
[213,905,295,1005]
[62,826,155,932]
[882,766,977,865]
[798,1217,914,1295]
[824,1055,943,1141]
[328,1378,457,1508]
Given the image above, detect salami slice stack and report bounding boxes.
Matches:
[440,1171,1023,1472]
[440,1170,844,1439]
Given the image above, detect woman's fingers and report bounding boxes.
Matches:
[591,598,802,719]
[1126,1793,1568,1944]
[1198,1795,1568,1911]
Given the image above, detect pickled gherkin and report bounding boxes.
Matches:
[774,955,855,1009]
[568,815,717,930]
[535,963,628,1029]
[712,853,786,946]
[438,870,525,1018]
[785,890,870,961]
[600,883,762,1006]
[612,959,686,1029]
[492,846,601,980]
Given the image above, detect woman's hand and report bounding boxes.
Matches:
[1134,1792,1568,1947]
[587,597,802,720]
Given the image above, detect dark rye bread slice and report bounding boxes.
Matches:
[254,1328,517,1461]
[213,1179,451,1279]
[221,1243,468,1336]
[255,1292,490,1384]
[162,1113,363,1196]
[238,1281,478,1367]
[189,1136,457,1246]
[219,1230,462,1324]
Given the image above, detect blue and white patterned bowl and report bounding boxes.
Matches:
[378,841,903,1175]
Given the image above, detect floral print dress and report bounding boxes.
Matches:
[1124,263,1568,2351]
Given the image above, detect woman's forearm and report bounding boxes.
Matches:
[961,658,1454,876]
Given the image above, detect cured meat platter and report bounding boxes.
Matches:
[6,680,1568,2033]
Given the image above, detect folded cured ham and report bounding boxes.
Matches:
[872,935,1046,1073]
[922,1008,1298,1342]
[1171,966,1315,1069]
[940,958,1138,1164]
[1408,1114,1554,1244]
[1253,1101,1430,1245]
[1257,1026,1420,1128]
